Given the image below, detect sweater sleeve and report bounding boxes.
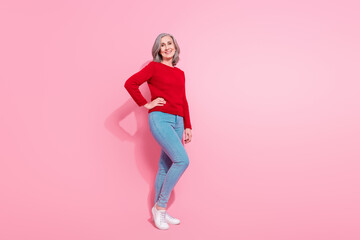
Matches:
[124,61,153,106]
[183,93,192,130]
[183,72,192,130]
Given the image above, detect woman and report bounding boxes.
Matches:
[124,33,192,230]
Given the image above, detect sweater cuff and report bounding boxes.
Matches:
[137,99,148,107]
[184,122,192,130]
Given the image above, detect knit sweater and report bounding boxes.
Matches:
[124,61,192,130]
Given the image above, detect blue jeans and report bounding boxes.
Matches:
[148,111,190,208]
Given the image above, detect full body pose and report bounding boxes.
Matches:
[124,33,192,230]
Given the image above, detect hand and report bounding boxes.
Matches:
[144,97,166,110]
[184,128,192,144]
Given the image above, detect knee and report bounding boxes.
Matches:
[181,156,190,168]
[172,152,190,168]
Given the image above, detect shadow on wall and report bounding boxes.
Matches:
[104,61,179,223]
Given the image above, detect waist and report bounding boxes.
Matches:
[148,106,184,118]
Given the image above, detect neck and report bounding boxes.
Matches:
[161,58,173,67]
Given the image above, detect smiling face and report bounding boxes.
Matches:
[160,35,176,60]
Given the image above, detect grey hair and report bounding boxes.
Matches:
[152,33,181,66]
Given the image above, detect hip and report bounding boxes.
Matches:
[148,111,184,127]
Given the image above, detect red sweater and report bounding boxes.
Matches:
[124,61,192,130]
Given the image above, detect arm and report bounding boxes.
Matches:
[183,89,192,144]
[183,94,192,130]
[124,61,153,107]
[183,72,192,130]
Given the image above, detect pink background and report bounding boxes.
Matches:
[1,0,359,239]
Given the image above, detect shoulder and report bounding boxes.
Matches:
[178,68,185,77]
[174,66,184,74]
[173,63,183,71]
[148,61,159,70]
[176,67,184,73]
[141,61,155,71]
[148,61,156,67]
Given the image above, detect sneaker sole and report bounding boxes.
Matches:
[167,220,181,225]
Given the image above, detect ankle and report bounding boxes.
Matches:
[156,203,166,211]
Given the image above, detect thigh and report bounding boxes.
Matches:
[174,115,184,141]
[149,112,186,162]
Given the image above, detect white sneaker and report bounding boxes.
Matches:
[152,204,169,230]
[166,212,181,225]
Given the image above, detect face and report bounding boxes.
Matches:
[160,35,176,60]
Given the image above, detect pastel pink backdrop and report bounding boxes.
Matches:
[1,0,359,239]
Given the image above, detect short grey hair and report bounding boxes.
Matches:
[152,33,181,66]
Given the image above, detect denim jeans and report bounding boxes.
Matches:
[148,111,190,208]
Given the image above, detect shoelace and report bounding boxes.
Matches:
[159,211,166,223]
[166,213,175,219]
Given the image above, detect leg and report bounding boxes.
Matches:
[149,112,189,209]
[154,150,172,205]
[154,123,186,205]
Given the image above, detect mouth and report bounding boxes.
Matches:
[165,50,172,54]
